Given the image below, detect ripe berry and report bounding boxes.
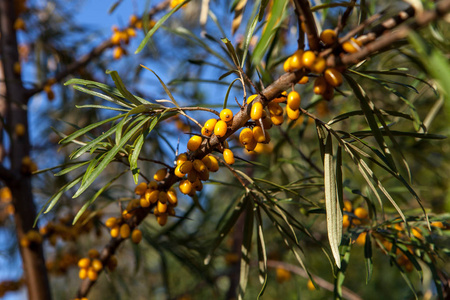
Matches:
[223,149,235,165]
[79,268,88,280]
[197,168,210,181]
[87,267,98,281]
[15,124,26,137]
[113,47,124,60]
[148,181,158,190]
[313,77,328,95]
[343,200,352,212]
[214,120,228,138]
[342,37,362,53]
[204,155,219,172]
[283,56,293,72]
[247,94,258,104]
[342,215,350,228]
[110,225,120,238]
[105,217,117,228]
[202,119,217,136]
[289,50,304,71]
[272,91,287,103]
[270,114,284,126]
[252,126,268,143]
[157,200,168,214]
[239,128,255,145]
[88,249,100,259]
[167,189,178,206]
[286,106,300,120]
[320,29,337,45]
[220,109,233,122]
[179,180,192,194]
[176,153,188,165]
[193,159,207,173]
[250,102,263,120]
[268,102,283,116]
[324,68,343,87]
[287,91,301,111]
[302,50,316,69]
[147,190,159,204]
[298,76,309,84]
[131,229,142,244]
[311,56,326,74]
[354,207,368,219]
[355,232,367,246]
[154,168,167,181]
[91,259,103,272]
[187,135,202,151]
[134,182,147,195]
[157,213,168,226]
[158,191,168,204]
[120,224,131,239]
[140,196,150,207]
[179,160,193,174]
[78,258,91,269]
[261,117,273,129]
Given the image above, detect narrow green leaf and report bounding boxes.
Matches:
[106,70,148,106]
[255,207,267,286]
[258,0,269,21]
[324,133,342,269]
[55,161,90,176]
[140,64,180,108]
[135,0,191,54]
[335,238,352,299]
[39,175,83,217]
[231,0,248,35]
[72,85,133,109]
[241,11,259,67]
[223,78,241,109]
[73,116,152,198]
[238,200,254,300]
[364,232,373,284]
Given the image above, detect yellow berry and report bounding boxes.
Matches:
[311,56,326,74]
[320,29,337,45]
[247,94,258,104]
[272,91,287,103]
[126,27,136,37]
[78,258,91,269]
[276,267,291,283]
[289,50,304,71]
[355,232,367,246]
[302,50,316,69]
[431,221,445,228]
[342,215,350,228]
[205,155,219,172]
[220,109,233,122]
[153,168,167,181]
[354,207,368,219]
[179,160,193,174]
[167,189,178,206]
[131,229,142,244]
[324,68,343,87]
[79,268,88,280]
[147,190,159,204]
[120,224,130,239]
[87,267,98,281]
[307,279,316,291]
[214,120,228,138]
[105,217,117,228]
[283,56,293,72]
[203,119,217,136]
[157,213,168,226]
[110,225,120,238]
[159,191,168,204]
[286,106,300,120]
[223,149,235,165]
[91,259,103,272]
[88,249,100,259]
[176,153,188,165]
[287,91,301,111]
[174,165,185,178]
[252,126,269,143]
[135,182,147,195]
[270,114,284,126]
[239,128,255,145]
[179,180,192,195]
[113,47,124,60]
[193,159,207,173]
[157,200,168,213]
[187,135,202,151]
[268,102,283,116]
[250,102,263,120]
[412,228,423,239]
[298,76,309,84]
[343,200,352,212]
[342,37,362,53]
[313,77,328,95]
[15,123,26,137]
[187,169,198,182]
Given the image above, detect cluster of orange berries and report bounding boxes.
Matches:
[342,200,369,228]
[283,29,349,101]
[19,230,42,248]
[77,249,109,281]
[45,252,79,275]
[0,278,24,298]
[40,212,98,246]
[105,213,143,241]
[0,187,14,219]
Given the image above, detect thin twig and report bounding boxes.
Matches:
[293,0,320,51]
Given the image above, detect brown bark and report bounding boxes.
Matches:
[0,0,51,299]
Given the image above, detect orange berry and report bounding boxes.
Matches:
[276,267,291,283]
[157,200,168,214]
[313,77,328,95]
[197,168,209,181]
[244,138,258,151]
[355,232,367,246]
[239,128,255,145]
[154,168,167,181]
[289,50,304,71]
[354,207,368,219]
[87,267,98,281]
[78,258,91,269]
[187,135,202,151]
[320,29,337,45]
[15,123,26,137]
[342,215,350,228]
[250,102,263,120]
[179,179,192,195]
[311,56,326,74]
[135,182,147,195]
[148,181,158,190]
[343,200,352,212]
[176,153,188,165]
[167,189,178,206]
[247,94,258,104]
[187,169,198,182]
[14,18,26,31]
[272,91,287,103]
[79,268,88,280]
[105,217,117,228]
[431,221,444,228]
[283,56,293,72]
[302,50,316,69]
[88,249,100,259]
[268,102,283,116]
[91,259,103,272]
[158,191,168,204]
[157,213,168,226]
[342,37,362,53]
[110,225,120,238]
[252,126,269,143]
[174,165,185,178]
[412,228,423,239]
[214,120,228,138]
[113,47,124,60]
[131,229,142,244]
[286,106,300,120]
[270,114,284,126]
[307,279,316,291]
[193,159,207,173]
[120,224,130,239]
[324,68,343,87]
[223,149,235,165]
[261,116,273,129]
[287,91,301,111]
[298,76,309,84]
[126,28,136,37]
[220,109,233,122]
[205,155,219,172]
[147,190,159,204]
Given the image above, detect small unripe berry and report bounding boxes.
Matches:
[220,109,233,122]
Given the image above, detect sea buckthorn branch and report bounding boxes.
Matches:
[336,0,357,34]
[293,0,320,51]
[24,0,171,100]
